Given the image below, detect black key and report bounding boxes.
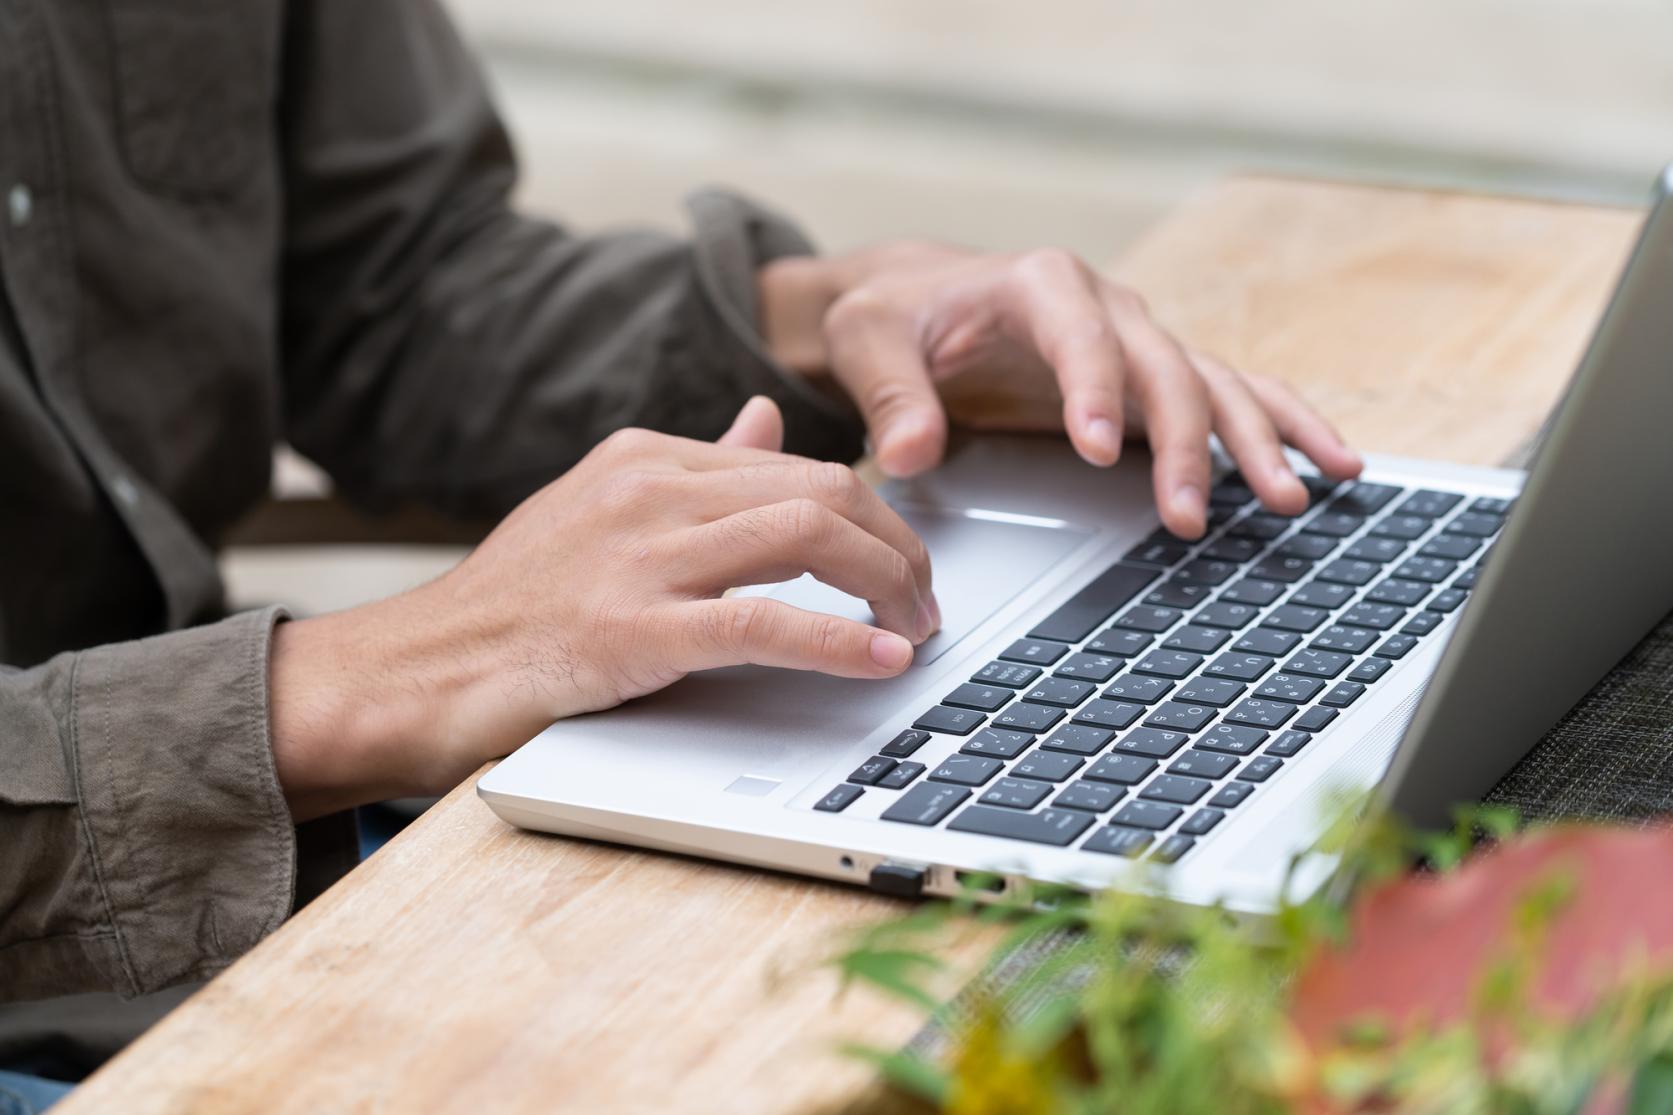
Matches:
[1372,514,1432,541]
[972,661,1042,688]
[1294,705,1338,732]
[1131,650,1203,679]
[1102,675,1174,704]
[1176,676,1246,708]
[1392,556,1457,584]
[914,705,986,735]
[1366,578,1431,606]
[1450,510,1505,537]
[1150,834,1197,864]
[1427,588,1468,613]
[1470,496,1514,516]
[1210,477,1256,506]
[1041,724,1116,755]
[1262,604,1329,632]
[849,755,899,785]
[1402,610,1443,636]
[993,702,1067,732]
[928,754,1004,786]
[1123,538,1190,567]
[1000,638,1069,665]
[1237,755,1285,783]
[1232,628,1301,656]
[1304,511,1364,538]
[1196,723,1269,755]
[1321,681,1366,708]
[1110,800,1183,831]
[880,783,969,826]
[1163,625,1231,654]
[1013,750,1085,783]
[1310,625,1378,654]
[1143,580,1215,609]
[1301,474,1343,504]
[1340,603,1405,630]
[1053,653,1124,682]
[1072,699,1146,730]
[1209,781,1256,808]
[1144,701,1217,732]
[1315,559,1380,587]
[1202,536,1261,563]
[1419,533,1482,560]
[1348,657,1392,684]
[961,728,1036,759]
[1054,780,1125,813]
[1248,555,1315,584]
[1288,581,1356,609]
[815,784,864,813]
[1255,673,1325,703]
[882,730,930,758]
[1082,826,1154,857]
[943,683,1014,712]
[1195,601,1261,630]
[1453,566,1481,589]
[1115,605,1183,633]
[1329,482,1401,516]
[1228,513,1290,541]
[979,777,1053,809]
[879,761,927,790]
[1023,677,1096,708]
[949,805,1094,846]
[1085,754,1157,785]
[1220,578,1286,606]
[1284,648,1353,678]
[1394,490,1463,518]
[1375,635,1419,659]
[1207,503,1239,527]
[1225,698,1296,728]
[1141,774,1211,805]
[1342,536,1408,563]
[1114,727,1189,759]
[1028,562,1158,643]
[1267,730,1311,757]
[1167,749,1240,780]
[1275,533,1339,561]
[1180,808,1226,836]
[1205,652,1276,681]
[1084,628,1155,657]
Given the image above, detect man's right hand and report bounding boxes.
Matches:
[268,397,937,820]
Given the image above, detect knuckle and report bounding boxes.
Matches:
[1014,247,1085,285]
[823,288,891,338]
[858,377,924,424]
[810,614,850,661]
[806,460,863,505]
[599,426,657,458]
[596,468,661,516]
[714,598,768,654]
[1104,284,1149,318]
[777,498,833,549]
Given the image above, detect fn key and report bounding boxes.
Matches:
[1029,562,1159,644]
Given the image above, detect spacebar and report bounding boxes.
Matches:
[1028,561,1159,643]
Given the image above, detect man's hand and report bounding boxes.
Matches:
[759,242,1363,539]
[269,399,936,820]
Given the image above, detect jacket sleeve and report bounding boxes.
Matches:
[277,0,865,520]
[0,608,357,1002]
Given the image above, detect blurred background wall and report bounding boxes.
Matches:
[445,0,1673,260]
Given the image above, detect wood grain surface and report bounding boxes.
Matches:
[53,176,1643,1115]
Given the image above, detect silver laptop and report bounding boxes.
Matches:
[479,166,1673,916]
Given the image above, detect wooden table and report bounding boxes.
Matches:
[57,176,1642,1115]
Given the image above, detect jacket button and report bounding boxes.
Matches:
[7,184,31,228]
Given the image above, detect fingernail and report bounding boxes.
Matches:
[1175,483,1203,516]
[915,602,936,641]
[870,632,913,670]
[1085,417,1121,464]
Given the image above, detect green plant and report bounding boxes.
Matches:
[832,803,1673,1115]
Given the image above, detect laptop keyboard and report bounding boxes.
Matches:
[813,474,1514,866]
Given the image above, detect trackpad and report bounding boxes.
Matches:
[761,506,1092,666]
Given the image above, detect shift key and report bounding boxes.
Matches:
[1029,562,1159,643]
[881,784,971,826]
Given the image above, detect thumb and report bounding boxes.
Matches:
[716,395,785,452]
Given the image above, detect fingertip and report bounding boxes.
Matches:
[869,631,914,673]
[875,411,945,477]
[1075,415,1123,467]
[1262,465,1310,516]
[1164,483,1207,540]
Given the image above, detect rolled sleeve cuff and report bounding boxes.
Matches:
[684,187,867,464]
[69,606,348,997]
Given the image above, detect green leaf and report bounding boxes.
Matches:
[836,948,946,1011]
[1627,1053,1673,1115]
[839,1042,950,1104]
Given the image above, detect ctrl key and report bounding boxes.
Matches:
[881,783,971,826]
[814,784,864,813]
[1082,826,1154,858]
